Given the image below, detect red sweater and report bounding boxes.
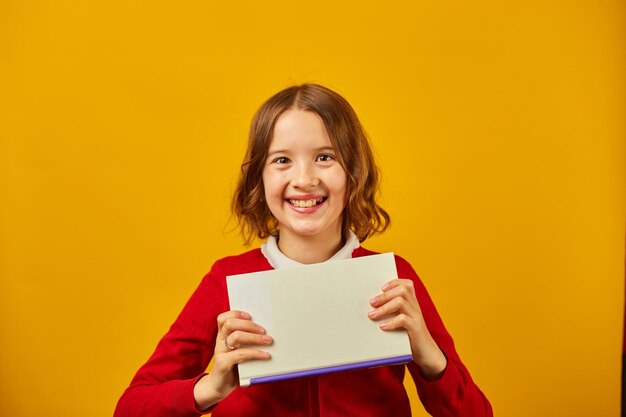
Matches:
[114,247,492,417]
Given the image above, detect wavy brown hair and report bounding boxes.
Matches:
[232,83,390,245]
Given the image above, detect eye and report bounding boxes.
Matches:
[316,154,335,162]
[272,156,291,164]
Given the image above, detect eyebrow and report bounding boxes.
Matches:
[267,146,336,157]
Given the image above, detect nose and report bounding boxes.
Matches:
[292,161,319,189]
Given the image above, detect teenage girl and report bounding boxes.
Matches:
[114,84,493,417]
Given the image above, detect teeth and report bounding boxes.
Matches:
[289,198,324,208]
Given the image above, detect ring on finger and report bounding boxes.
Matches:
[224,336,237,351]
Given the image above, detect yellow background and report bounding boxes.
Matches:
[1,1,624,416]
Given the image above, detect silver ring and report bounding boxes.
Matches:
[224,336,237,351]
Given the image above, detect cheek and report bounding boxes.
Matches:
[262,170,283,200]
[332,169,348,198]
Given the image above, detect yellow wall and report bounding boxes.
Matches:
[1,1,624,416]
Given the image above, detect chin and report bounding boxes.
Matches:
[289,226,324,237]
[285,221,343,240]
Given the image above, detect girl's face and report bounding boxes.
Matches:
[262,109,347,242]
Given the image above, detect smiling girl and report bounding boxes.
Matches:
[115,84,492,417]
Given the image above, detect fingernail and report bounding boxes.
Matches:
[382,283,390,291]
[368,310,377,318]
[240,311,250,319]
[262,335,272,343]
[369,296,378,305]
[257,325,266,334]
[380,321,389,330]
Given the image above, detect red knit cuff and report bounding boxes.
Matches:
[409,352,466,406]
[170,374,212,416]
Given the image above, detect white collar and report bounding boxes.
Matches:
[261,230,360,269]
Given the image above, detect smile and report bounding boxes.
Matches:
[287,197,327,208]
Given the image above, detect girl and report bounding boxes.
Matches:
[114,84,493,417]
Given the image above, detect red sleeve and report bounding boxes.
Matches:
[114,260,230,417]
[395,255,493,417]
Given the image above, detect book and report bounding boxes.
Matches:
[226,252,413,387]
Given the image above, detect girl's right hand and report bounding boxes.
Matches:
[193,310,272,411]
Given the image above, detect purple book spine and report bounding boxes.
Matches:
[248,354,413,385]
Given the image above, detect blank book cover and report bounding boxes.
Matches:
[226,252,413,387]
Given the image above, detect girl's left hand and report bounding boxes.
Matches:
[368,279,448,380]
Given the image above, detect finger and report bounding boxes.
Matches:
[381,278,413,292]
[213,348,272,372]
[368,296,411,320]
[217,310,251,332]
[378,313,412,331]
[224,331,273,349]
[370,280,415,307]
[220,318,267,338]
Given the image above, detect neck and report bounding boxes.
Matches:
[277,228,344,265]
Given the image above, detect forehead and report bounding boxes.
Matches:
[269,109,332,150]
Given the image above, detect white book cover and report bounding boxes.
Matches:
[226,252,413,387]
